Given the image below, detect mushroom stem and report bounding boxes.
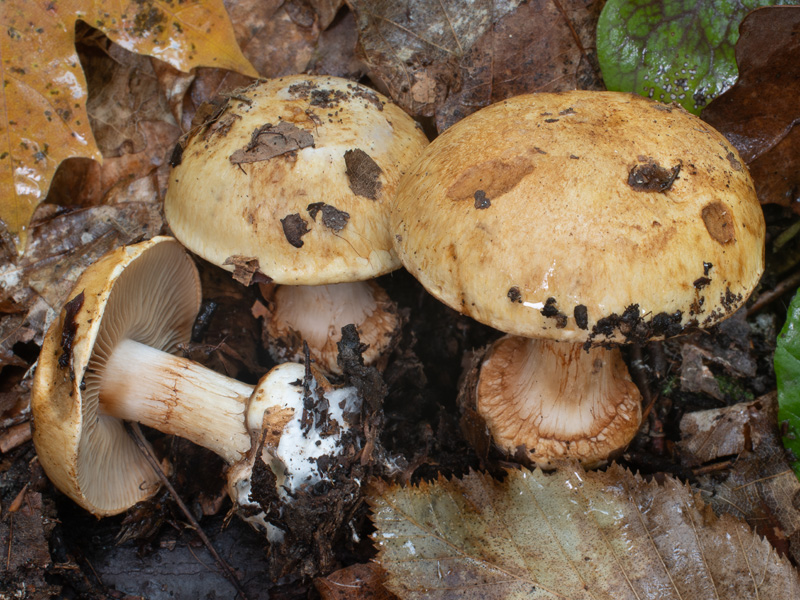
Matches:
[264,280,399,373]
[98,339,253,464]
[476,336,642,467]
[273,282,380,350]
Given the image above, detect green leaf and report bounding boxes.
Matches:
[597,0,798,114]
[776,289,800,477]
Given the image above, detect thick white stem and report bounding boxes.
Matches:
[273,282,378,349]
[99,339,254,464]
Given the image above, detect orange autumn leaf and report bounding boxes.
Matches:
[0,0,258,254]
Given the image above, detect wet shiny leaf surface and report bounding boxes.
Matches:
[349,0,603,132]
[0,0,256,253]
[702,6,800,210]
[370,464,800,599]
[597,0,798,114]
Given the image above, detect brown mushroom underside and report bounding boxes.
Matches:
[475,336,642,468]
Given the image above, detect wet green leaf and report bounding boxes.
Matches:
[597,0,798,114]
[776,289,800,477]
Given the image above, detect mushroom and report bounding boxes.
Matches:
[31,236,362,537]
[164,75,429,373]
[391,91,765,467]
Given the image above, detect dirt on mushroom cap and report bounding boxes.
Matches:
[391,91,765,344]
[165,75,429,286]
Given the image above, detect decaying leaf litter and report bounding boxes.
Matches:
[1,0,800,598]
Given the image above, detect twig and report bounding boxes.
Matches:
[692,459,734,476]
[732,469,794,491]
[8,483,29,513]
[6,516,12,570]
[125,423,252,600]
[0,413,31,431]
[747,269,800,316]
[0,422,32,453]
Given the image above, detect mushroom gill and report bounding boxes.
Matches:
[476,336,642,468]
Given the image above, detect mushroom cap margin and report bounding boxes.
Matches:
[391,91,765,344]
[165,74,430,286]
[31,236,201,516]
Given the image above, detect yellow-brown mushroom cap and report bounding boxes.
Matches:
[391,91,765,345]
[165,75,429,286]
[31,237,201,516]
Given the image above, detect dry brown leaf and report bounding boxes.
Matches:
[0,202,164,368]
[348,0,603,131]
[0,0,257,253]
[681,393,800,565]
[369,463,800,599]
[45,39,182,208]
[0,491,60,597]
[83,42,178,158]
[307,0,348,29]
[180,0,324,128]
[679,400,764,467]
[701,6,800,211]
[315,563,398,600]
[307,10,368,80]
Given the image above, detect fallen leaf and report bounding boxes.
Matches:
[221,255,272,286]
[307,8,368,79]
[369,464,800,599]
[0,202,165,366]
[701,6,800,211]
[679,400,767,467]
[775,286,800,475]
[680,344,725,400]
[0,314,36,369]
[0,491,61,597]
[681,393,800,565]
[181,0,322,129]
[348,0,603,131]
[676,309,760,403]
[307,0,348,29]
[436,0,604,130]
[0,0,257,253]
[597,0,797,115]
[315,563,398,600]
[43,38,182,209]
[229,122,316,164]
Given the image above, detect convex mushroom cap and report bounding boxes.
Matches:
[31,237,363,520]
[392,91,765,467]
[165,75,426,373]
[392,92,764,342]
[165,74,429,285]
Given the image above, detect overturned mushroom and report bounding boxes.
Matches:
[392,91,765,467]
[164,75,429,373]
[31,237,362,541]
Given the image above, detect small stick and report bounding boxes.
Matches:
[125,423,251,600]
[8,483,29,513]
[747,269,800,316]
[0,422,32,454]
[6,516,12,571]
[692,459,734,476]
